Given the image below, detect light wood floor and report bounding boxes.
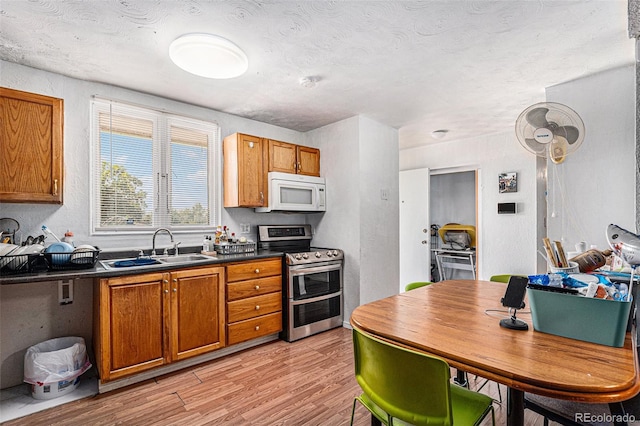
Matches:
[4,327,551,425]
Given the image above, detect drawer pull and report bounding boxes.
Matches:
[164,289,169,294]
[255,325,260,331]
[254,268,260,274]
[255,305,260,310]
[255,285,260,290]
[173,288,177,292]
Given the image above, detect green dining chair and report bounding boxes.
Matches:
[489,274,527,283]
[350,328,495,426]
[404,281,432,292]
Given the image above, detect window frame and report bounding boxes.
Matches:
[90,97,221,236]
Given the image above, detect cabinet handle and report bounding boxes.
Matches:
[163,279,168,283]
[260,191,264,204]
[255,285,260,290]
[255,305,260,310]
[255,325,260,331]
[173,288,177,292]
[53,179,58,195]
[298,162,302,172]
[164,289,169,293]
[254,268,260,274]
[173,278,177,283]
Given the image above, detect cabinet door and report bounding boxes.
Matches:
[0,87,63,203]
[170,266,225,361]
[297,146,320,176]
[97,273,168,381]
[223,133,266,207]
[268,139,297,174]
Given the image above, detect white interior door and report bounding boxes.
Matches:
[399,168,430,293]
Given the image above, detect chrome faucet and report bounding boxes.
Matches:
[152,228,173,256]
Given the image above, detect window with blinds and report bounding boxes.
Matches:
[91,98,220,233]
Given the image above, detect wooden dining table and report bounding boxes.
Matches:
[350,280,640,426]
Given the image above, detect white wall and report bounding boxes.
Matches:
[546,65,637,250]
[400,132,539,279]
[306,115,399,323]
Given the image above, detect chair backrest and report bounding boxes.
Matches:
[352,328,454,426]
[490,274,527,283]
[404,281,432,291]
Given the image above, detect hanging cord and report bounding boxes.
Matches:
[550,162,589,241]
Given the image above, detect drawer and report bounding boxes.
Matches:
[226,258,281,282]
[227,312,282,345]
[227,292,281,323]
[227,275,282,301]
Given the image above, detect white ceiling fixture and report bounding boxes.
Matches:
[299,76,320,88]
[431,130,449,139]
[169,33,248,79]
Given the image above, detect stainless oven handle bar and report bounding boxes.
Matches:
[290,291,342,306]
[288,262,343,275]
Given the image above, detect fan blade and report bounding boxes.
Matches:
[553,126,580,145]
[526,107,549,128]
[524,138,546,155]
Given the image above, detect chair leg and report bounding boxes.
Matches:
[350,398,358,426]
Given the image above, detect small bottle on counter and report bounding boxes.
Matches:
[569,248,612,273]
[230,232,236,243]
[63,230,75,247]
[202,235,210,252]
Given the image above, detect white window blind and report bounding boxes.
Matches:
[91,99,220,233]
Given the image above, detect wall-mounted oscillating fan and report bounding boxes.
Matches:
[515,102,585,164]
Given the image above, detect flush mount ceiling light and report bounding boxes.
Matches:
[169,33,248,79]
[431,129,449,139]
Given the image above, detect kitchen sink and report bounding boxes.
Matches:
[100,254,216,269]
[155,254,213,263]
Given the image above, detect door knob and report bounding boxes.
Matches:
[423,228,428,233]
[421,240,428,244]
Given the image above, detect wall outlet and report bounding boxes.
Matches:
[240,223,251,233]
[58,279,73,305]
[380,189,389,200]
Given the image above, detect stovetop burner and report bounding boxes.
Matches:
[257,225,343,265]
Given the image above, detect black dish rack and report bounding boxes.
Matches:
[0,248,100,276]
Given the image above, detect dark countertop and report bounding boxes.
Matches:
[0,249,284,285]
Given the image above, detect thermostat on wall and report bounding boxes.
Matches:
[498,202,517,214]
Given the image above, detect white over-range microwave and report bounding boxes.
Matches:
[255,172,326,213]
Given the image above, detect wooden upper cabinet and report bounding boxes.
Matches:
[268,139,320,176]
[0,87,64,204]
[223,133,267,208]
[268,140,297,174]
[296,145,321,176]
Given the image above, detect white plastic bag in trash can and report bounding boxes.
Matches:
[24,336,92,385]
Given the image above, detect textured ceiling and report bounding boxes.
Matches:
[0,0,635,150]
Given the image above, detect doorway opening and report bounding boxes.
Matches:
[430,169,479,282]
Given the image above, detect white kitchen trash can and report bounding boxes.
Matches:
[23,336,92,400]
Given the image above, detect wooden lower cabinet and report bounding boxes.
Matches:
[226,258,283,345]
[94,266,225,382]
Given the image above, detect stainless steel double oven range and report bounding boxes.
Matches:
[257,225,343,342]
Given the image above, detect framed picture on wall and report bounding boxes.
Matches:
[499,172,517,193]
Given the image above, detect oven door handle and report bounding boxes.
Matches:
[290,291,342,305]
[289,263,342,275]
